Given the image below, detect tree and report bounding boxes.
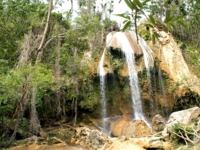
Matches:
[117,0,187,43]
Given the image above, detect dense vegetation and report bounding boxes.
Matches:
[0,0,200,148]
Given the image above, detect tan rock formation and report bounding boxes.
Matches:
[100,136,172,150]
[95,49,113,75]
[167,106,200,127]
[10,143,86,150]
[111,114,152,138]
[153,31,200,95]
[107,31,142,55]
[72,127,107,149]
[111,114,132,137]
[152,114,166,132]
[101,138,145,150]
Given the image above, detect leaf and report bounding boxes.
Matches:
[164,11,173,23]
[177,21,188,30]
[115,13,130,20]
[171,16,184,23]
[149,15,155,24]
[170,24,176,30]
[133,0,143,8]
[144,23,154,28]
[142,0,151,5]
[123,20,128,24]
[124,0,134,10]
[122,21,131,31]
[153,31,159,38]
[162,23,168,32]
[137,15,142,19]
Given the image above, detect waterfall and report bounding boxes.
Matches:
[129,31,154,117]
[158,68,170,116]
[126,31,154,82]
[98,48,107,130]
[138,34,154,84]
[114,32,145,120]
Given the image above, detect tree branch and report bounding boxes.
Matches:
[36,0,53,60]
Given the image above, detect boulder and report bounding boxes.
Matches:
[111,114,131,137]
[167,106,200,128]
[72,127,107,150]
[122,120,151,138]
[152,114,166,132]
[162,107,200,138]
[111,114,151,138]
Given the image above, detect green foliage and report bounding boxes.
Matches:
[186,44,200,65]
[21,118,29,132]
[79,66,99,110]
[170,81,181,93]
[79,92,99,110]
[0,105,13,116]
[0,1,48,73]
[138,26,151,40]
[30,63,53,89]
[103,18,119,32]
[0,63,53,105]
[75,11,102,39]
[183,45,200,77]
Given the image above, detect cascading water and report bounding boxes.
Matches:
[114,32,145,120]
[138,35,154,86]
[129,31,155,116]
[98,48,107,130]
[138,34,155,116]
[158,68,170,116]
[158,69,167,101]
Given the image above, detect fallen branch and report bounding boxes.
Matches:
[51,137,65,143]
[172,125,195,145]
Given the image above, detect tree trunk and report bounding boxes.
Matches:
[73,47,79,127]
[17,32,31,67]
[62,89,66,116]
[30,87,40,135]
[55,37,61,116]
[7,81,30,146]
[30,0,53,135]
